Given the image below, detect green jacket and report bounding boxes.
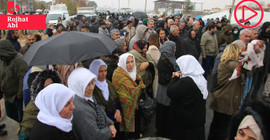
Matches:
[210,59,245,115]
[200,31,219,56]
[93,80,120,117]
[0,40,28,103]
[20,101,39,136]
[129,49,155,87]
[218,25,233,47]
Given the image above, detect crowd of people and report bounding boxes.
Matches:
[0,12,270,140]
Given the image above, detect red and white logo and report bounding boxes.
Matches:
[234,0,264,29]
[0,1,46,30]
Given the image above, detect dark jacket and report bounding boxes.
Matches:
[90,23,99,33]
[93,80,121,121]
[169,34,182,59]
[20,43,30,55]
[218,25,233,47]
[46,28,53,37]
[181,34,200,60]
[30,120,76,140]
[167,77,206,129]
[6,32,21,52]
[0,40,29,103]
[157,54,174,85]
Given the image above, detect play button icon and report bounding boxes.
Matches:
[242,5,258,23]
[234,0,264,29]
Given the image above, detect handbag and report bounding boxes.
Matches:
[138,89,155,120]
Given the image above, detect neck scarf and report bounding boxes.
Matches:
[67,68,96,102]
[35,83,75,132]
[118,53,137,81]
[89,59,110,101]
[237,115,263,140]
[176,55,208,99]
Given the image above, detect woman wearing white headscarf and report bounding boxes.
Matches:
[167,55,208,140]
[30,83,76,140]
[112,53,145,139]
[68,68,116,140]
[89,59,122,123]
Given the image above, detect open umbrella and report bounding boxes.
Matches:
[23,31,118,66]
[132,11,148,20]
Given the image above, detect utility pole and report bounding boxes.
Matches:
[144,0,147,13]
[118,0,120,13]
[128,0,130,9]
[228,0,236,21]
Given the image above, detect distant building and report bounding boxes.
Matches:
[212,8,221,13]
[154,0,202,14]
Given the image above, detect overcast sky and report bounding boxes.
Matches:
[92,0,267,11]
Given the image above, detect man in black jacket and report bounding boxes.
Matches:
[6,30,21,52]
[169,25,181,59]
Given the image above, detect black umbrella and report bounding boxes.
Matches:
[23,31,118,66]
[132,11,148,20]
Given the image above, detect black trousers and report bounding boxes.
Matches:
[208,111,232,140]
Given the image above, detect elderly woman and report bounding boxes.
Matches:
[29,83,76,140]
[89,59,122,123]
[68,68,116,140]
[208,44,244,140]
[129,40,155,98]
[112,53,146,139]
[155,41,177,138]
[115,38,127,55]
[167,55,208,140]
[19,70,62,139]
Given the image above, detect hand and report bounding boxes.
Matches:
[140,62,149,71]
[114,110,122,123]
[109,125,117,138]
[172,71,181,78]
[203,55,206,59]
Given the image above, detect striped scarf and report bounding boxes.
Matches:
[112,67,145,131]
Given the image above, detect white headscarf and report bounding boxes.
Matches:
[67,68,96,102]
[35,83,75,132]
[176,55,208,99]
[118,53,137,81]
[89,59,110,101]
[237,115,263,140]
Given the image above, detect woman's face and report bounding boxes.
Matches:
[235,128,257,140]
[44,78,53,88]
[84,79,95,97]
[98,65,107,81]
[59,98,75,119]
[126,56,134,72]
[159,30,166,40]
[121,42,127,53]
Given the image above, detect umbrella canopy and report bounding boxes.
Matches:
[23,31,118,66]
[133,11,148,20]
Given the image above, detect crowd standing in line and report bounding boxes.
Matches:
[0,12,270,140]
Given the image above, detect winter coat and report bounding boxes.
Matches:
[146,45,161,98]
[30,120,76,140]
[156,54,175,106]
[72,96,113,140]
[200,31,219,56]
[169,34,182,59]
[98,27,109,36]
[218,25,233,46]
[6,33,21,52]
[167,77,206,129]
[20,43,31,55]
[181,36,200,60]
[93,80,121,121]
[123,26,136,40]
[90,23,99,33]
[20,101,39,137]
[210,59,245,115]
[0,40,29,103]
[129,25,148,51]
[129,49,155,87]
[46,28,53,37]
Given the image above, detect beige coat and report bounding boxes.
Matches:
[124,26,135,41]
[146,45,160,98]
[200,31,219,56]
